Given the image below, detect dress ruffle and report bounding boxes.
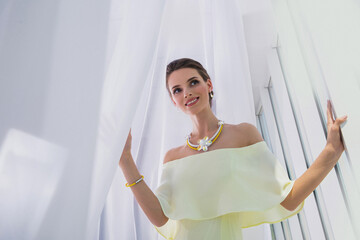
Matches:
[153,141,304,239]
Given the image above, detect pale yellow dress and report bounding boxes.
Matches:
[153,141,305,239]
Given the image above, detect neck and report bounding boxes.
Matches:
[189,108,219,140]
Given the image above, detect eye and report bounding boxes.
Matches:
[190,80,199,86]
[173,88,181,94]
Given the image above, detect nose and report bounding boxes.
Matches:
[184,89,192,98]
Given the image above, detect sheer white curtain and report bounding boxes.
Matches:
[0,0,259,240]
[100,0,259,239]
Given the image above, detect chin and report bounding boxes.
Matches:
[185,105,206,115]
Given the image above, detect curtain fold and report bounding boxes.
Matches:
[102,0,257,239]
[0,0,258,239]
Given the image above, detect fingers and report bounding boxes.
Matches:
[335,115,348,126]
[327,100,334,124]
[327,100,346,121]
[327,100,348,127]
[125,129,132,142]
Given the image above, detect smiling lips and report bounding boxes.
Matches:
[185,97,199,106]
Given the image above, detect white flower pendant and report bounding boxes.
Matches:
[197,136,213,151]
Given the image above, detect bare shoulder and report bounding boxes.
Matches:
[235,122,264,144]
[163,145,184,165]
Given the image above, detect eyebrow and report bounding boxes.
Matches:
[171,77,198,90]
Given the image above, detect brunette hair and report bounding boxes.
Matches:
[165,58,213,107]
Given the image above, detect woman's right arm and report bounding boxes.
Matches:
[119,130,169,227]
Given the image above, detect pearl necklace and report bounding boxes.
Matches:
[186,120,224,151]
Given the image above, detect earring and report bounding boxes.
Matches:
[210,90,214,98]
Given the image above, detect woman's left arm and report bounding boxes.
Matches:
[244,100,348,211]
[280,100,348,211]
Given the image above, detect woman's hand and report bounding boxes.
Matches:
[119,128,132,166]
[326,100,348,158]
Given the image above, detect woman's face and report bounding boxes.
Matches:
[167,68,213,114]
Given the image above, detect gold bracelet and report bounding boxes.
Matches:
[125,175,144,187]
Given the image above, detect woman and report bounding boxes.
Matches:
[119,58,348,239]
